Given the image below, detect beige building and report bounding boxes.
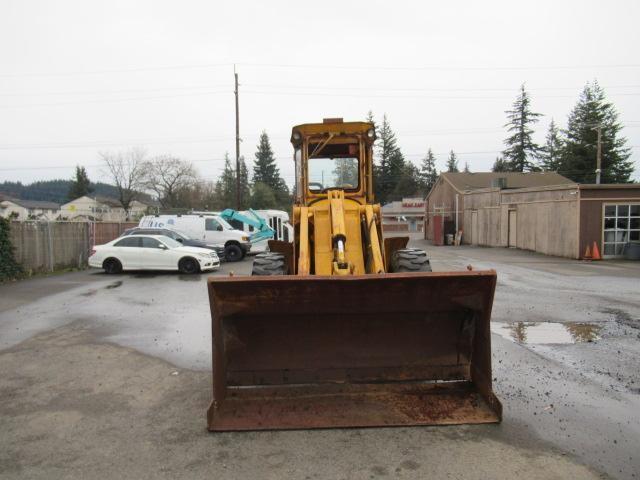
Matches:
[425,173,640,259]
[0,198,60,220]
[60,195,155,222]
[381,197,425,232]
[425,172,571,243]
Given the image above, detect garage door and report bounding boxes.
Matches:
[603,204,640,257]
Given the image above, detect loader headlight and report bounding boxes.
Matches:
[367,128,375,139]
[291,130,302,145]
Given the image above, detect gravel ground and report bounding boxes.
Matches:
[1,244,638,479]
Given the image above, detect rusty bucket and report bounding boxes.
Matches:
[207,271,501,431]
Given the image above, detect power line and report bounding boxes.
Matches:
[245,83,640,93]
[2,61,639,78]
[0,84,231,97]
[0,90,230,109]
[238,62,640,72]
[0,63,233,78]
[242,90,640,100]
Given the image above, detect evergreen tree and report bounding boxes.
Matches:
[67,166,93,200]
[0,217,22,280]
[540,119,564,172]
[376,114,406,203]
[418,148,438,196]
[252,131,289,208]
[560,81,634,183]
[392,162,421,199]
[215,153,237,208]
[502,84,543,172]
[238,156,251,209]
[463,162,471,173]
[446,150,459,172]
[251,182,278,209]
[492,156,509,172]
[253,131,281,189]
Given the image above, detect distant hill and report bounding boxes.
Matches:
[0,180,152,204]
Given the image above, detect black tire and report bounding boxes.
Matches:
[179,257,200,274]
[252,252,287,276]
[224,244,243,262]
[390,248,432,273]
[103,258,122,274]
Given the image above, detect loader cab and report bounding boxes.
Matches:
[291,119,376,205]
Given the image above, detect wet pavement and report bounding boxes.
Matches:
[1,244,639,479]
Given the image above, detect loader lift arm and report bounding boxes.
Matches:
[219,208,275,243]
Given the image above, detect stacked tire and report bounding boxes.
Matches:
[251,252,287,276]
[390,248,432,273]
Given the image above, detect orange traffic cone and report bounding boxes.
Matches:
[583,245,592,260]
[592,241,601,260]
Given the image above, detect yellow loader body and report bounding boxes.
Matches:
[207,119,501,431]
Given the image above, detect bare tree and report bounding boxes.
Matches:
[143,156,197,209]
[100,148,147,219]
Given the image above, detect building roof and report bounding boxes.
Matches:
[441,172,573,192]
[0,197,60,209]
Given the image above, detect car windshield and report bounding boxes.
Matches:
[158,236,182,248]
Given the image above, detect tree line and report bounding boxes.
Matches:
[66,131,291,214]
[492,81,634,184]
[65,80,634,211]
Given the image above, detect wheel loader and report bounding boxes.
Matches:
[206,118,501,431]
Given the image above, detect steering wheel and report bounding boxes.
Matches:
[309,182,324,191]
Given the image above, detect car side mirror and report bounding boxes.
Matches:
[177,238,183,243]
[159,244,168,250]
[217,225,223,231]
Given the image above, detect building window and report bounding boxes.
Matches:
[603,204,640,256]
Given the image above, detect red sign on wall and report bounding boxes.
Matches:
[402,201,425,208]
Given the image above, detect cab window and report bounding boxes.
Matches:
[307,140,359,192]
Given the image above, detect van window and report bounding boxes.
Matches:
[205,218,221,231]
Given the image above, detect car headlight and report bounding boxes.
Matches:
[242,236,249,242]
[197,252,210,258]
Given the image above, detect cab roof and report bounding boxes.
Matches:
[291,119,374,144]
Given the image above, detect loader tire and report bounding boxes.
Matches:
[251,252,287,276]
[390,248,432,273]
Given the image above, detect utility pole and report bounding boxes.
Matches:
[591,125,602,184]
[234,65,241,209]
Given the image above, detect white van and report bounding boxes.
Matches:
[139,214,251,262]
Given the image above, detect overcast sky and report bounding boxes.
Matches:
[1,0,639,188]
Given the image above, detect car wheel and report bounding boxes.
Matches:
[179,257,200,274]
[224,244,243,262]
[103,258,122,274]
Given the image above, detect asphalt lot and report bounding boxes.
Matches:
[1,243,639,479]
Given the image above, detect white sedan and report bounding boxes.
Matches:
[89,234,220,274]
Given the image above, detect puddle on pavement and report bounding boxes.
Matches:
[491,321,601,345]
